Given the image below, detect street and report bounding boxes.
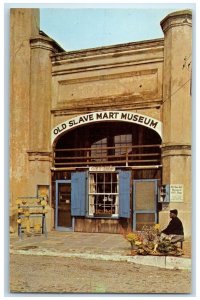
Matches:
[10,254,191,294]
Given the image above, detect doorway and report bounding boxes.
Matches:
[133,179,158,230]
[55,180,73,231]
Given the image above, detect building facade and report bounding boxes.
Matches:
[10,9,192,237]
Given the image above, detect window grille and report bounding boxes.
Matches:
[88,172,119,217]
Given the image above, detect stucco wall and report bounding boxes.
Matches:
[51,40,164,127]
[10,9,192,237]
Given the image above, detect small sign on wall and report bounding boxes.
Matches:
[89,166,115,172]
[170,184,184,202]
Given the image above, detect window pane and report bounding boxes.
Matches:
[115,134,132,155]
[105,183,111,193]
[105,173,111,182]
[136,213,155,222]
[136,213,155,231]
[112,173,118,182]
[91,138,107,161]
[97,173,104,183]
[135,181,155,210]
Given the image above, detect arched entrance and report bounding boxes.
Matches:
[51,117,162,233]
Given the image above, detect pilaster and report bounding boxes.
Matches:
[10,9,40,208]
[160,10,192,237]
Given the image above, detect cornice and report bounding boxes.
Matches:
[27,151,52,162]
[52,56,163,76]
[161,143,191,150]
[51,38,164,63]
[161,143,191,157]
[160,10,192,34]
[30,34,65,53]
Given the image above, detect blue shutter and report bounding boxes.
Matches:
[71,172,87,216]
[119,170,131,218]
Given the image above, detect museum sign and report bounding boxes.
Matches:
[51,111,163,144]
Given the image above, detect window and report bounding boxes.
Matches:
[114,134,132,156]
[88,172,119,217]
[91,138,107,161]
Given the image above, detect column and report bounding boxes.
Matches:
[160,10,192,237]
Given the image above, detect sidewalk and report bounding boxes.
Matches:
[10,231,191,270]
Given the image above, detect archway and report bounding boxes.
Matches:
[51,111,162,146]
[53,121,162,168]
[51,120,162,232]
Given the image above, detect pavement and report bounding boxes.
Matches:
[10,231,192,270]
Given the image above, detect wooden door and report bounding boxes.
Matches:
[55,180,72,230]
[133,179,157,230]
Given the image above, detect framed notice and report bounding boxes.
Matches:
[170,184,184,202]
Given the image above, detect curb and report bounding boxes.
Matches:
[10,248,191,270]
[127,255,191,270]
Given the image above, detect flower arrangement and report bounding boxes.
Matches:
[154,223,160,231]
[16,199,22,205]
[124,224,183,256]
[141,224,160,244]
[41,200,47,206]
[16,196,48,237]
[17,218,22,224]
[126,232,143,249]
[34,223,41,234]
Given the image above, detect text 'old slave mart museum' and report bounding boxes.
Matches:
[10,9,192,238]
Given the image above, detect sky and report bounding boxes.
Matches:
[40,4,195,51]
